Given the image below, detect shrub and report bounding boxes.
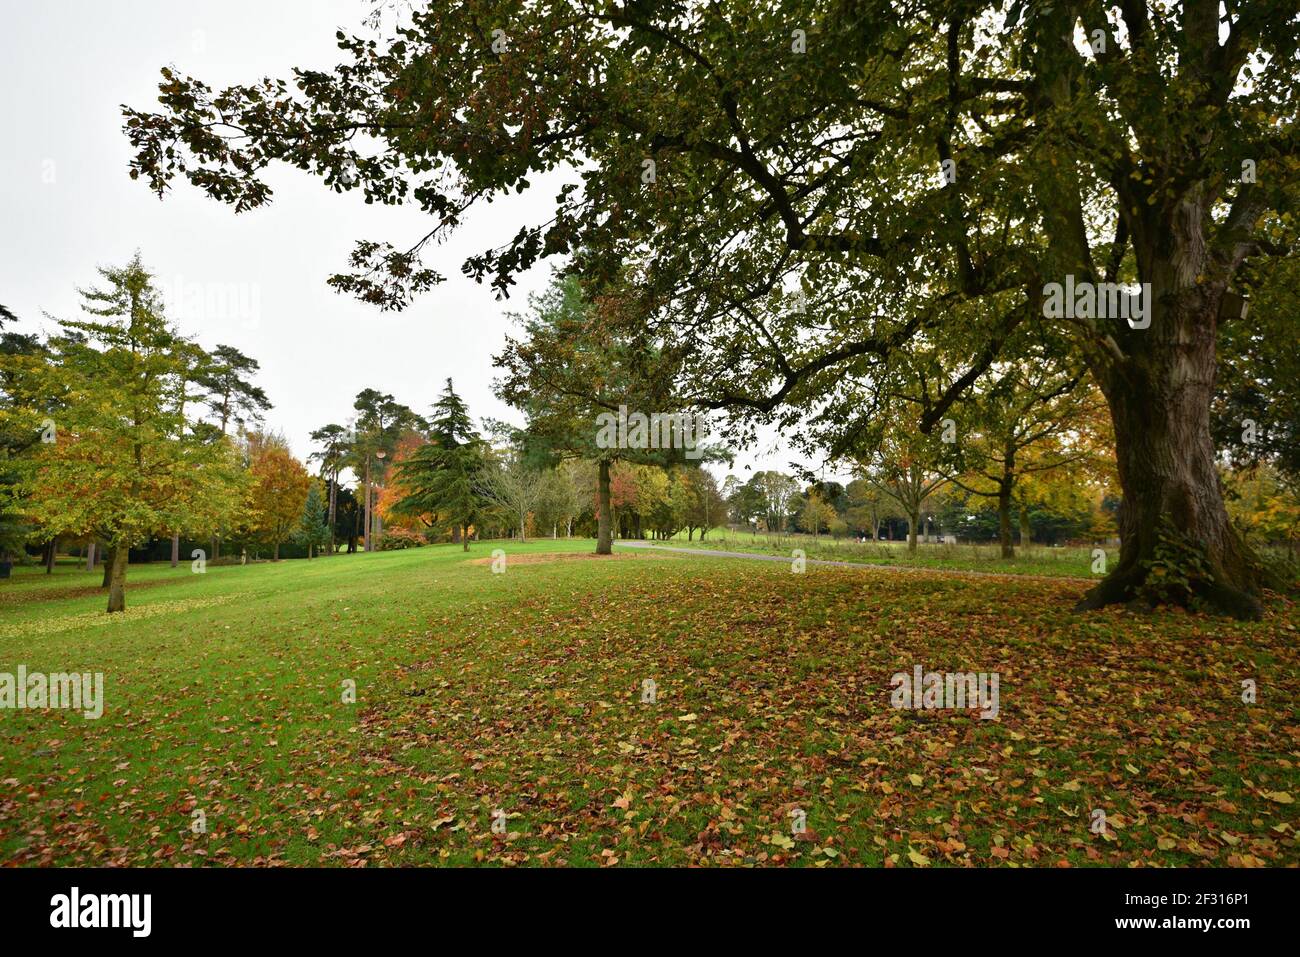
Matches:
[375,527,428,550]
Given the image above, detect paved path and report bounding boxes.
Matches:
[612,540,1086,584]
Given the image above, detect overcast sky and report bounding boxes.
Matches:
[0,0,843,485]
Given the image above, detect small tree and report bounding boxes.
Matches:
[249,444,311,560]
[294,482,330,558]
[477,454,542,542]
[799,491,835,541]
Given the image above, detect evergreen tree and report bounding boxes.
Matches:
[391,379,485,550]
[294,482,330,558]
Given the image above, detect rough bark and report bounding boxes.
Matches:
[101,547,116,588]
[906,510,919,552]
[1078,232,1267,618]
[107,545,128,613]
[85,542,96,572]
[171,532,180,568]
[596,458,613,555]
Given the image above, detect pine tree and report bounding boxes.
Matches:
[392,379,486,550]
[294,482,330,558]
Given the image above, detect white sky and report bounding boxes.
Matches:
[0,0,843,486]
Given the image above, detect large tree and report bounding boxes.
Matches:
[4,256,246,611]
[123,2,1300,616]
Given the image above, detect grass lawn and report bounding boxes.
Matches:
[1,541,1297,867]
[662,530,1107,577]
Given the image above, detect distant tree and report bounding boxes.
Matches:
[197,344,271,435]
[859,426,950,553]
[494,274,689,554]
[477,453,543,542]
[308,423,350,554]
[684,468,726,540]
[349,388,424,550]
[249,444,311,560]
[535,467,580,539]
[844,479,898,541]
[937,351,1102,558]
[294,482,331,558]
[799,490,835,540]
[391,379,486,550]
[753,472,800,534]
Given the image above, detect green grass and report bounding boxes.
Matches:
[661,529,1101,577]
[1,541,1297,867]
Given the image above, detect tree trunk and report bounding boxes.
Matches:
[907,511,919,552]
[462,524,470,552]
[85,542,96,572]
[45,539,56,574]
[101,547,116,587]
[363,458,372,552]
[997,485,1014,559]
[107,545,128,613]
[328,474,338,555]
[1018,504,1031,549]
[1078,251,1265,618]
[596,458,613,555]
[274,542,280,561]
[171,532,180,568]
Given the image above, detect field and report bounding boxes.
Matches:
[660,531,1104,577]
[1,542,1298,867]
